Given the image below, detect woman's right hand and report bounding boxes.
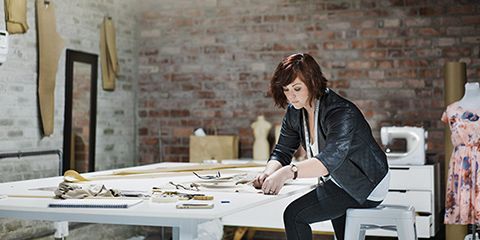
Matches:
[252,172,269,189]
[252,160,282,189]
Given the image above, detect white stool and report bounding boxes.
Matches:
[344,205,418,240]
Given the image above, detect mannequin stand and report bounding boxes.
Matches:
[466,224,479,240]
[473,224,478,240]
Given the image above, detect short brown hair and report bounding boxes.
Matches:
[269,53,328,108]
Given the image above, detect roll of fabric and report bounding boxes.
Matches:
[443,62,467,239]
[4,0,29,34]
[444,62,466,104]
[100,16,118,91]
[36,0,64,136]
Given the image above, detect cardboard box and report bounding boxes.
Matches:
[189,135,239,163]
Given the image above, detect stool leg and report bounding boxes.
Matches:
[396,219,418,240]
[358,226,366,240]
[344,220,365,240]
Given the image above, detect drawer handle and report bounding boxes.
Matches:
[388,189,407,193]
[389,167,410,170]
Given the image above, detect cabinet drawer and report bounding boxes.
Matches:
[383,191,432,213]
[417,215,434,238]
[389,166,433,191]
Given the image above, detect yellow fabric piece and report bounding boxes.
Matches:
[4,0,29,34]
[100,17,118,91]
[36,0,64,136]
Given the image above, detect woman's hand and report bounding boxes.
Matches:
[261,167,292,195]
[252,160,283,190]
[252,172,269,189]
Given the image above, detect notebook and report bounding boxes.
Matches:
[48,198,143,209]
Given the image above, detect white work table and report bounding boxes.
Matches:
[0,162,317,240]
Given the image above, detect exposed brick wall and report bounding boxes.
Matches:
[137,0,480,164]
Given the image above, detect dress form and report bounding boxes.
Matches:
[458,82,480,239]
[443,81,480,227]
[251,115,272,160]
[458,82,480,110]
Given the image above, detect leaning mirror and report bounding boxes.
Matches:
[63,49,98,174]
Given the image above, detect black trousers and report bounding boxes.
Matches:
[283,180,381,240]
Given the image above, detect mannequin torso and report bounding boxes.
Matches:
[251,115,272,160]
[458,82,480,111]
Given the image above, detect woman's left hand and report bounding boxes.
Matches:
[261,167,291,195]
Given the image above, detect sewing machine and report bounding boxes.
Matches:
[380,126,428,165]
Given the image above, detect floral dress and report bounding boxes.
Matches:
[442,101,480,224]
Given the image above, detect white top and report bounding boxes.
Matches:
[367,170,390,201]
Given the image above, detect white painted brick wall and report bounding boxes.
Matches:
[0,0,138,239]
[0,0,137,175]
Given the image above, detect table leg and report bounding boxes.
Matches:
[53,221,69,240]
[233,227,248,240]
[172,227,179,240]
[246,228,256,240]
[172,220,199,240]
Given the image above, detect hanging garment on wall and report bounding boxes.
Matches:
[100,16,118,91]
[442,102,480,224]
[36,0,64,136]
[4,0,29,34]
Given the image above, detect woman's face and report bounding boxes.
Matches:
[282,77,310,110]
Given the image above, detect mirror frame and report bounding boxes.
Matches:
[63,49,98,173]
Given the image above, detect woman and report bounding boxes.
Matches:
[253,53,390,240]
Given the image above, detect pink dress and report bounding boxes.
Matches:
[442,102,480,224]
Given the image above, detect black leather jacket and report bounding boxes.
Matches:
[270,89,388,204]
